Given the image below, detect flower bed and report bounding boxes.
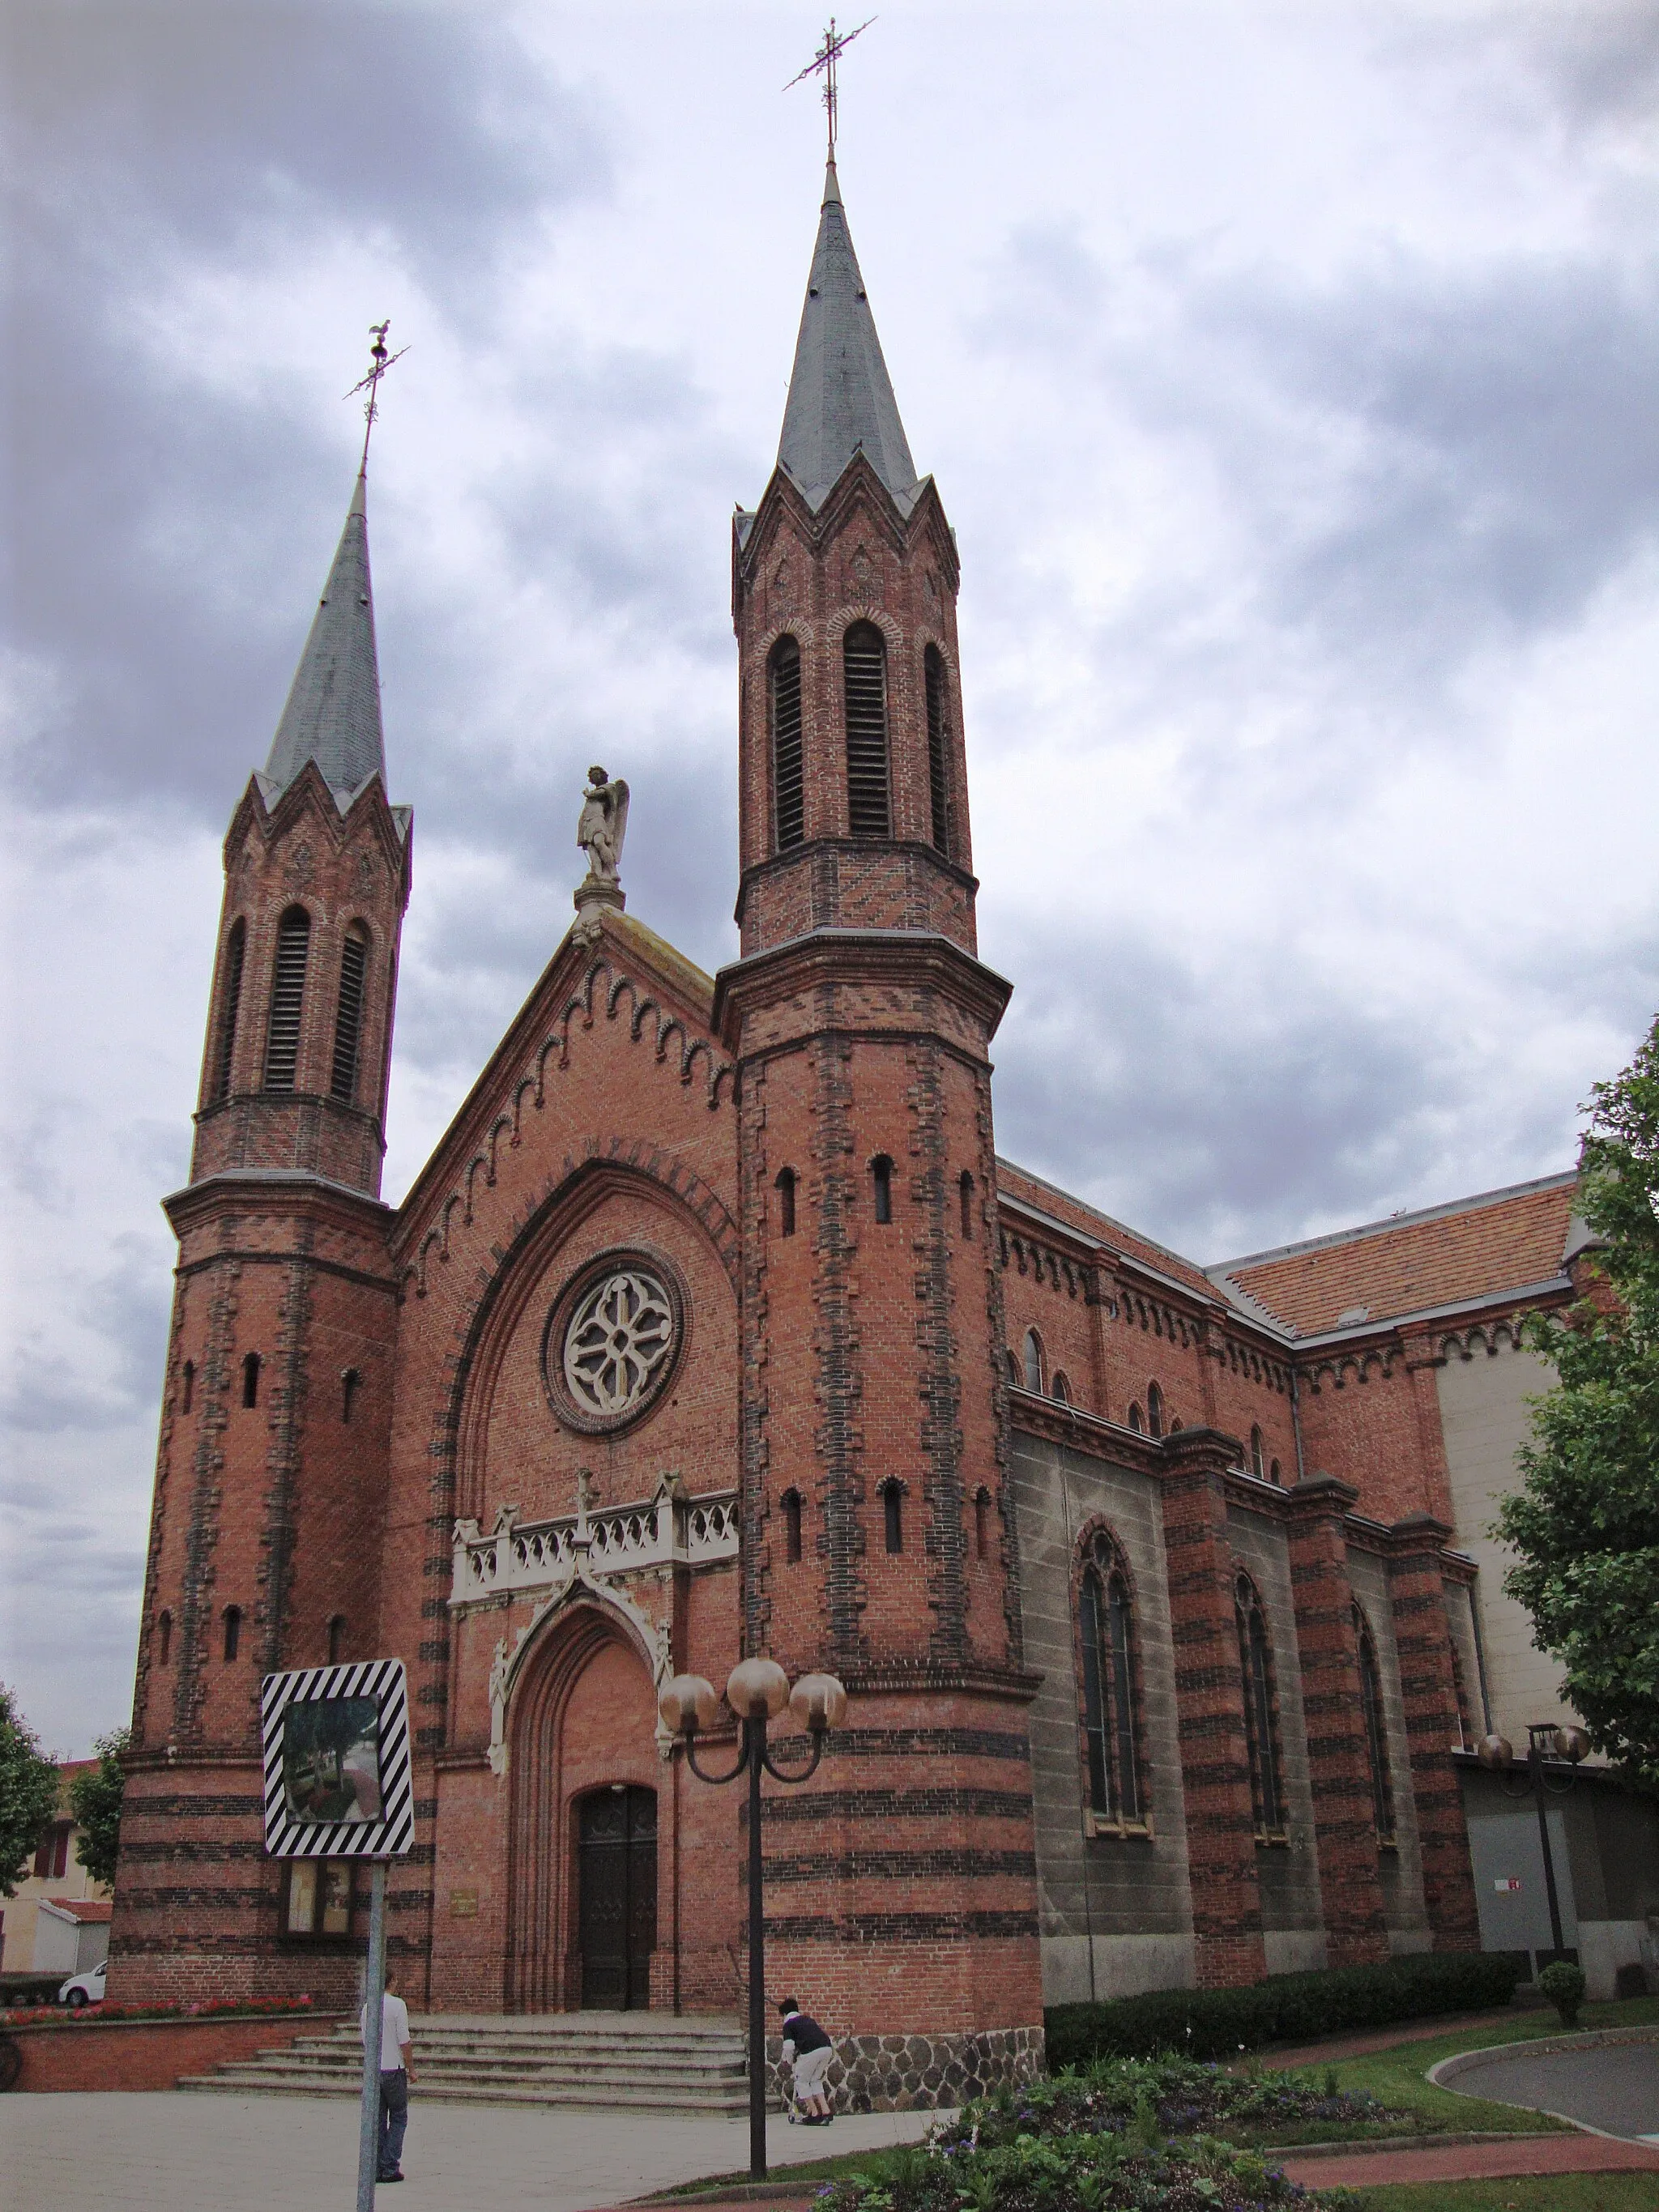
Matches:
[936,2057,1418,2152]
[809,2064,1386,2212]
[815,2132,1333,2212]
[0,1994,318,2028]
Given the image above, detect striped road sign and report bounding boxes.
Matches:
[261,1660,414,1859]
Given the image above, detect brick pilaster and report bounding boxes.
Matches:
[1286,1475,1390,1967]
[1398,1330,1455,1525]
[1159,1427,1265,1988]
[1388,1514,1481,1951]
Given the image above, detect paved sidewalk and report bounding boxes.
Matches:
[1436,2035,1659,2140]
[1277,2129,1659,2189]
[0,2092,940,2212]
[1263,2007,1524,2069]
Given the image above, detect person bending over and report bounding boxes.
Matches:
[778,1997,834,2124]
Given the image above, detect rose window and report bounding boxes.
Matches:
[562,1268,676,1420]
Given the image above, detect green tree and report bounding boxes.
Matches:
[0,1685,60,1897]
[67,1728,130,1889]
[1498,1014,1659,1788]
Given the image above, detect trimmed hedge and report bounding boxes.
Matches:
[1046,1950,1525,2065]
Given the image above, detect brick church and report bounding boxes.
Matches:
[110,156,1658,2083]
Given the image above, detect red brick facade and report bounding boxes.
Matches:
[109,163,1567,2052]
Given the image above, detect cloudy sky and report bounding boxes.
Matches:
[4,2,1657,1756]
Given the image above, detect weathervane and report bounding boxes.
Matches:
[785,15,875,159]
[344,320,409,471]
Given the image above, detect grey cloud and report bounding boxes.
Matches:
[8,2,604,280]
[4,2,611,819]
[1,1234,172,1436]
[985,917,1572,1266]
[975,228,1659,735]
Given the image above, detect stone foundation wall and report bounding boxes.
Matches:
[766,2022,1043,2112]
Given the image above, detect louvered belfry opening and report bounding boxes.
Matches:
[263,905,312,1091]
[842,621,891,837]
[924,645,952,857]
[210,918,246,1103]
[331,924,369,1102]
[769,635,805,851]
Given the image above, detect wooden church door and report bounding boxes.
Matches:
[578,1785,657,2008]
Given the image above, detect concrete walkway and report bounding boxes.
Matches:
[0,2091,941,2212]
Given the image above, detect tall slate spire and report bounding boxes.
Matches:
[776,158,919,509]
[262,468,386,803]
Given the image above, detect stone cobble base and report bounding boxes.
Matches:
[766,2023,1043,2113]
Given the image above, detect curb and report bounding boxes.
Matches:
[1278,2129,1565,2161]
[1430,2023,1659,2088]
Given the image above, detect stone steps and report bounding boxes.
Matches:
[177,2013,755,2113]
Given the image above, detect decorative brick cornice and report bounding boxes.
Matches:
[712,927,1013,1051]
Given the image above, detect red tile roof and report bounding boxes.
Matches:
[1214,1175,1577,1338]
[39,1899,112,1923]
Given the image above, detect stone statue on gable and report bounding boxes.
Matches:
[577,765,629,887]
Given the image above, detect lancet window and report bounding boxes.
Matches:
[1235,1572,1285,1837]
[923,644,952,856]
[769,635,804,850]
[330,923,370,1103]
[1354,1605,1396,1843]
[210,918,245,1103]
[1077,1530,1143,1826]
[843,622,891,836]
[263,905,312,1090]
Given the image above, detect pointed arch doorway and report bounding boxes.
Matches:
[578,1784,657,2009]
[505,1603,667,2012]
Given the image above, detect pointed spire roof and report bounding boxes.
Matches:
[262,469,386,804]
[776,158,919,510]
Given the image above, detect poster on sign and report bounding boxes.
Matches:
[261,1660,414,1859]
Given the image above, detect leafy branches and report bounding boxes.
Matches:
[67,1728,130,1890]
[1499,1014,1659,1788]
[0,1686,59,1899]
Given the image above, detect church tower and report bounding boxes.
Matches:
[116,465,410,2002]
[716,162,1043,2064]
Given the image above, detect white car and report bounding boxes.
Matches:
[58,1959,106,2009]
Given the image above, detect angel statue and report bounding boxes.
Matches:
[577,765,629,885]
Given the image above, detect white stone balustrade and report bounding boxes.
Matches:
[450,1484,738,1608]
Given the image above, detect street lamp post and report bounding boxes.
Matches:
[1478,1722,1590,1966]
[659,1660,848,2182]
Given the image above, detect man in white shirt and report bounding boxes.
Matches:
[360,1966,415,2183]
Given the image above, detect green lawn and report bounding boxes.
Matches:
[1346,2177,1659,2212]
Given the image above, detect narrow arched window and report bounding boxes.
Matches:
[328,1613,347,1666]
[1146,1383,1164,1439]
[881,1481,904,1555]
[210,918,246,1103]
[1128,1401,1143,1433]
[769,635,805,850]
[923,644,951,856]
[783,1490,803,1564]
[242,1352,262,1409]
[1354,1605,1395,1841]
[843,622,890,836]
[1235,1574,1284,1835]
[263,905,312,1090]
[1269,1459,1282,1486]
[958,1171,974,1239]
[975,1487,992,1562]
[180,1360,194,1414]
[1250,1426,1265,1480]
[157,1609,173,1666]
[341,1369,360,1425]
[1005,1349,1021,1387]
[1448,1632,1472,1752]
[1078,1532,1142,1823]
[223,1605,242,1663]
[872,1155,893,1223]
[331,923,370,1102]
[776,1167,797,1238]
[1051,1370,1071,1404]
[1023,1330,1043,1394]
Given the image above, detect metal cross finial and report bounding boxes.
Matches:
[784,15,875,159]
[344,318,410,471]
